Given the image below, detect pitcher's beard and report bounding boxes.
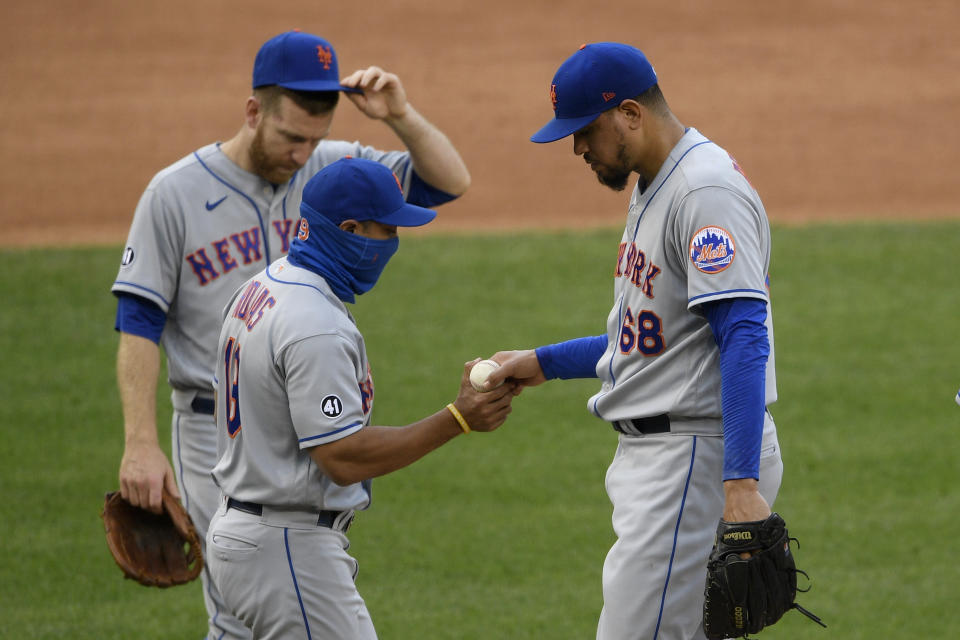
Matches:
[595,165,631,191]
[587,141,632,192]
[249,127,300,185]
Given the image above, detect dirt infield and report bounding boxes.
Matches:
[1,0,957,247]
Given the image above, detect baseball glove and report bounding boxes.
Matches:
[702,513,824,638]
[101,489,203,588]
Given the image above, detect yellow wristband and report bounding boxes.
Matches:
[446,403,471,434]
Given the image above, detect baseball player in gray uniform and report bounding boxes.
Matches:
[111,31,470,639]
[483,43,784,639]
[206,157,514,639]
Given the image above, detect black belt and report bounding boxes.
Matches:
[226,498,348,530]
[191,395,215,415]
[612,414,671,435]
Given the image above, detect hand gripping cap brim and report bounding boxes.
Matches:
[253,30,362,94]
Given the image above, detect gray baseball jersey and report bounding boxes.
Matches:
[590,127,784,640]
[588,128,776,428]
[212,257,373,512]
[111,140,413,394]
[112,140,411,640]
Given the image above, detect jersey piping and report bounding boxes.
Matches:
[654,436,698,639]
[599,296,627,398]
[266,265,344,309]
[595,137,714,415]
[284,529,315,640]
[689,288,767,304]
[299,422,363,444]
[266,262,366,446]
[112,280,171,308]
[630,138,713,241]
[194,150,272,265]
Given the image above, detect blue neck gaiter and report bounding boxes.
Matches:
[287,204,399,303]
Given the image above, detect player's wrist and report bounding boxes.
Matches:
[722,477,760,504]
[383,104,411,123]
[722,477,759,492]
[445,402,471,434]
[124,431,162,448]
[383,104,424,136]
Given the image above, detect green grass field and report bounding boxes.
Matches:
[1,221,957,639]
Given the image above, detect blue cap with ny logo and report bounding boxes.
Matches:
[530,42,658,143]
[253,30,361,93]
[300,157,437,228]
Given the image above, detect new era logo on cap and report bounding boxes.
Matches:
[252,31,360,93]
[531,42,658,143]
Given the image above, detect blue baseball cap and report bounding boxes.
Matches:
[300,158,437,227]
[253,30,360,93]
[530,42,658,143]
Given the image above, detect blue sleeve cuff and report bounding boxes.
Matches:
[704,298,769,481]
[406,170,459,207]
[114,293,166,343]
[535,335,606,380]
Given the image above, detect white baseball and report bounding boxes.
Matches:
[470,359,502,392]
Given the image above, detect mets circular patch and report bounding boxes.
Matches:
[690,226,736,273]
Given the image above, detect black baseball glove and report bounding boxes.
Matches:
[702,513,824,638]
[101,489,204,588]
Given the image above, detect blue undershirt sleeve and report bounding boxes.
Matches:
[535,335,606,380]
[114,293,167,344]
[405,170,459,207]
[703,297,769,482]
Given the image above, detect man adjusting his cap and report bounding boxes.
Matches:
[111,31,470,638]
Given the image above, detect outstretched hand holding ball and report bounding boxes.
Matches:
[471,350,548,396]
[470,359,503,392]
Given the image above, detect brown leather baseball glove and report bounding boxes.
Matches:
[101,489,203,587]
